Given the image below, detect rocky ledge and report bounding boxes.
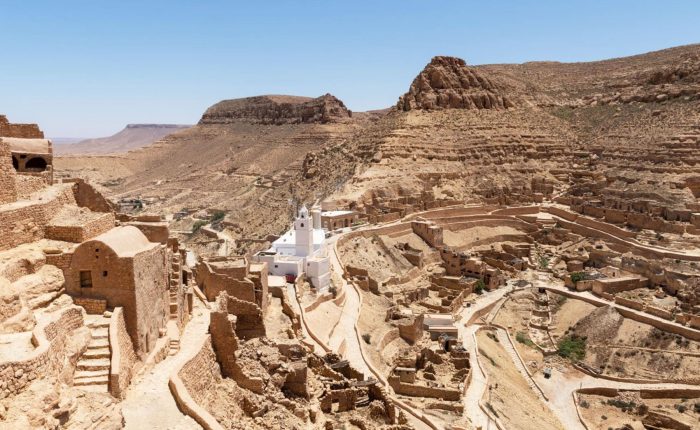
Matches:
[199,94,352,125]
[397,56,514,111]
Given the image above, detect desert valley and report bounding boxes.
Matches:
[1,43,700,430]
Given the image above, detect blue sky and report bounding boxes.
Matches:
[2,1,699,137]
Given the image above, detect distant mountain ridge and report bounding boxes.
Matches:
[55,124,191,155]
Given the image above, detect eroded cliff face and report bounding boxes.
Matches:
[397,56,514,111]
[199,93,352,125]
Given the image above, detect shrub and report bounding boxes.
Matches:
[475,279,486,295]
[486,332,499,343]
[675,404,687,413]
[516,332,535,347]
[192,220,207,233]
[558,335,586,361]
[579,400,590,409]
[211,210,226,223]
[570,272,585,283]
[362,333,371,344]
[539,256,550,269]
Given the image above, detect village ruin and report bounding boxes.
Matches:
[2,39,700,430]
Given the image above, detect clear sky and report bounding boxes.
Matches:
[2,0,699,137]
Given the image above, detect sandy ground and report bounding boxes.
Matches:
[443,225,525,249]
[120,302,210,430]
[476,329,565,430]
[549,293,596,338]
[579,393,700,429]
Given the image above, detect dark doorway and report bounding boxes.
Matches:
[25,157,47,171]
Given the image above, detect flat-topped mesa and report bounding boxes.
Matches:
[199,93,352,125]
[397,56,514,111]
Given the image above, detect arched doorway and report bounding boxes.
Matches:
[25,157,47,171]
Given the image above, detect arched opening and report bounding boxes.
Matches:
[25,157,47,171]
[11,156,19,170]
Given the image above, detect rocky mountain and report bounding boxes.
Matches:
[200,94,352,125]
[397,56,514,111]
[55,124,191,155]
[54,44,700,254]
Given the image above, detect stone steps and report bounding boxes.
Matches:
[77,358,111,372]
[73,316,112,393]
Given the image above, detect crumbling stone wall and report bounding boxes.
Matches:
[0,185,76,251]
[0,306,83,398]
[70,179,115,213]
[209,292,266,393]
[0,115,44,138]
[0,139,17,204]
[411,219,444,248]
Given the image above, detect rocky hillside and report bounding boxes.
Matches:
[397,56,514,111]
[200,94,352,125]
[54,44,700,253]
[55,124,191,155]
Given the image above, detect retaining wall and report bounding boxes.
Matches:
[109,307,137,399]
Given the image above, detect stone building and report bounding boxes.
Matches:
[4,137,53,180]
[65,226,169,357]
[321,210,358,230]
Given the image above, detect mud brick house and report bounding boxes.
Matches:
[65,226,169,357]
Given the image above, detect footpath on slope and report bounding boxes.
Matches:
[121,302,210,430]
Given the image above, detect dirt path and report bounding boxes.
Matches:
[457,287,510,429]
[121,302,210,430]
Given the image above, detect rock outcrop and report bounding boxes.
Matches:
[397,56,514,111]
[199,93,352,125]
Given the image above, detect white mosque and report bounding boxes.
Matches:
[254,205,331,290]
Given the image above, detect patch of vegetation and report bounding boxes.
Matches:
[192,220,207,233]
[579,399,590,409]
[475,279,486,295]
[606,398,637,412]
[516,331,535,347]
[538,256,550,269]
[361,333,371,344]
[557,335,586,361]
[675,403,687,413]
[549,106,575,122]
[486,332,499,343]
[570,272,585,283]
[211,210,226,223]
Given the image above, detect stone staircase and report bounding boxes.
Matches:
[495,329,547,403]
[169,253,182,321]
[73,315,111,393]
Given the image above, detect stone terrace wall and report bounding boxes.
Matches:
[170,335,225,430]
[388,375,461,401]
[0,185,76,251]
[45,212,115,243]
[0,305,83,399]
[109,307,137,399]
[0,139,17,204]
[14,175,48,199]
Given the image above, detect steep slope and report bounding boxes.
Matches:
[55,124,191,155]
[54,93,372,247]
[54,44,700,251]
